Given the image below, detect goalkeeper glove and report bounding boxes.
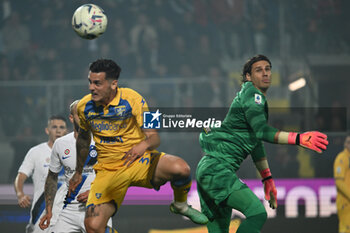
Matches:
[260,168,277,209]
[287,131,328,153]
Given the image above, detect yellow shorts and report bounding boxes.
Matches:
[338,202,350,233]
[87,150,165,210]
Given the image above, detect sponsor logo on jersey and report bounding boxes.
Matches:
[96,193,102,199]
[88,112,100,117]
[64,149,70,155]
[90,120,126,132]
[62,155,70,160]
[99,136,123,144]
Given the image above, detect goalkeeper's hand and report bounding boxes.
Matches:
[299,131,328,153]
[263,178,277,209]
[260,168,277,209]
[288,131,328,153]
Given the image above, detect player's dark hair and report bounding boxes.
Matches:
[48,115,67,125]
[242,55,272,83]
[89,59,122,80]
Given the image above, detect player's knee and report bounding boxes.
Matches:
[244,202,267,228]
[245,212,267,232]
[85,217,102,233]
[84,208,105,233]
[172,159,190,178]
[253,211,267,223]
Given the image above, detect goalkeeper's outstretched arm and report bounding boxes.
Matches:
[249,120,329,153]
[245,97,329,153]
[246,111,329,153]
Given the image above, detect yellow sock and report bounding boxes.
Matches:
[105,226,118,233]
[171,180,192,203]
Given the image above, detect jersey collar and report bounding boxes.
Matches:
[245,81,264,96]
[106,87,121,107]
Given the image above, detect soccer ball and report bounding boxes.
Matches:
[72,4,107,40]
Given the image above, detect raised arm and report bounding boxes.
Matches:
[245,102,328,153]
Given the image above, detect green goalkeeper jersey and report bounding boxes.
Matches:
[199,82,278,171]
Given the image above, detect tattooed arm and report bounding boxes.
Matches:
[76,128,91,173]
[68,128,91,195]
[45,170,58,213]
[39,170,58,229]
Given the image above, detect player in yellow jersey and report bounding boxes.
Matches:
[334,135,350,233]
[68,59,208,233]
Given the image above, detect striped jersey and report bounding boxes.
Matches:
[49,132,97,208]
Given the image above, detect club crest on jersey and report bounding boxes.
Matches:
[254,94,262,104]
[64,149,70,155]
[114,106,126,117]
[96,193,102,199]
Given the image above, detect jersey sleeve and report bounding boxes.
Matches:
[18,147,35,177]
[130,90,149,128]
[250,141,267,162]
[49,140,63,174]
[77,99,90,131]
[334,151,347,179]
[242,88,278,143]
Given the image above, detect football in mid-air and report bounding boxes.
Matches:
[72,4,107,40]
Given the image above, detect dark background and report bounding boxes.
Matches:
[0,0,349,232]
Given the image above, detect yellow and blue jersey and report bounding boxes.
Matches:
[77,87,148,168]
[334,148,350,232]
[334,149,350,205]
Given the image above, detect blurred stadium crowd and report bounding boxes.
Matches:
[0,0,349,183]
[1,0,349,80]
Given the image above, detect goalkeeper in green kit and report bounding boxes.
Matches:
[196,55,329,233]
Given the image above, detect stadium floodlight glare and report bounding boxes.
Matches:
[288,77,306,91]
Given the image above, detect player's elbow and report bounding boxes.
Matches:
[255,130,266,141]
[148,133,161,150]
[254,128,276,143]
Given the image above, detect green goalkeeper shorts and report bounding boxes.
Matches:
[196,155,248,220]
